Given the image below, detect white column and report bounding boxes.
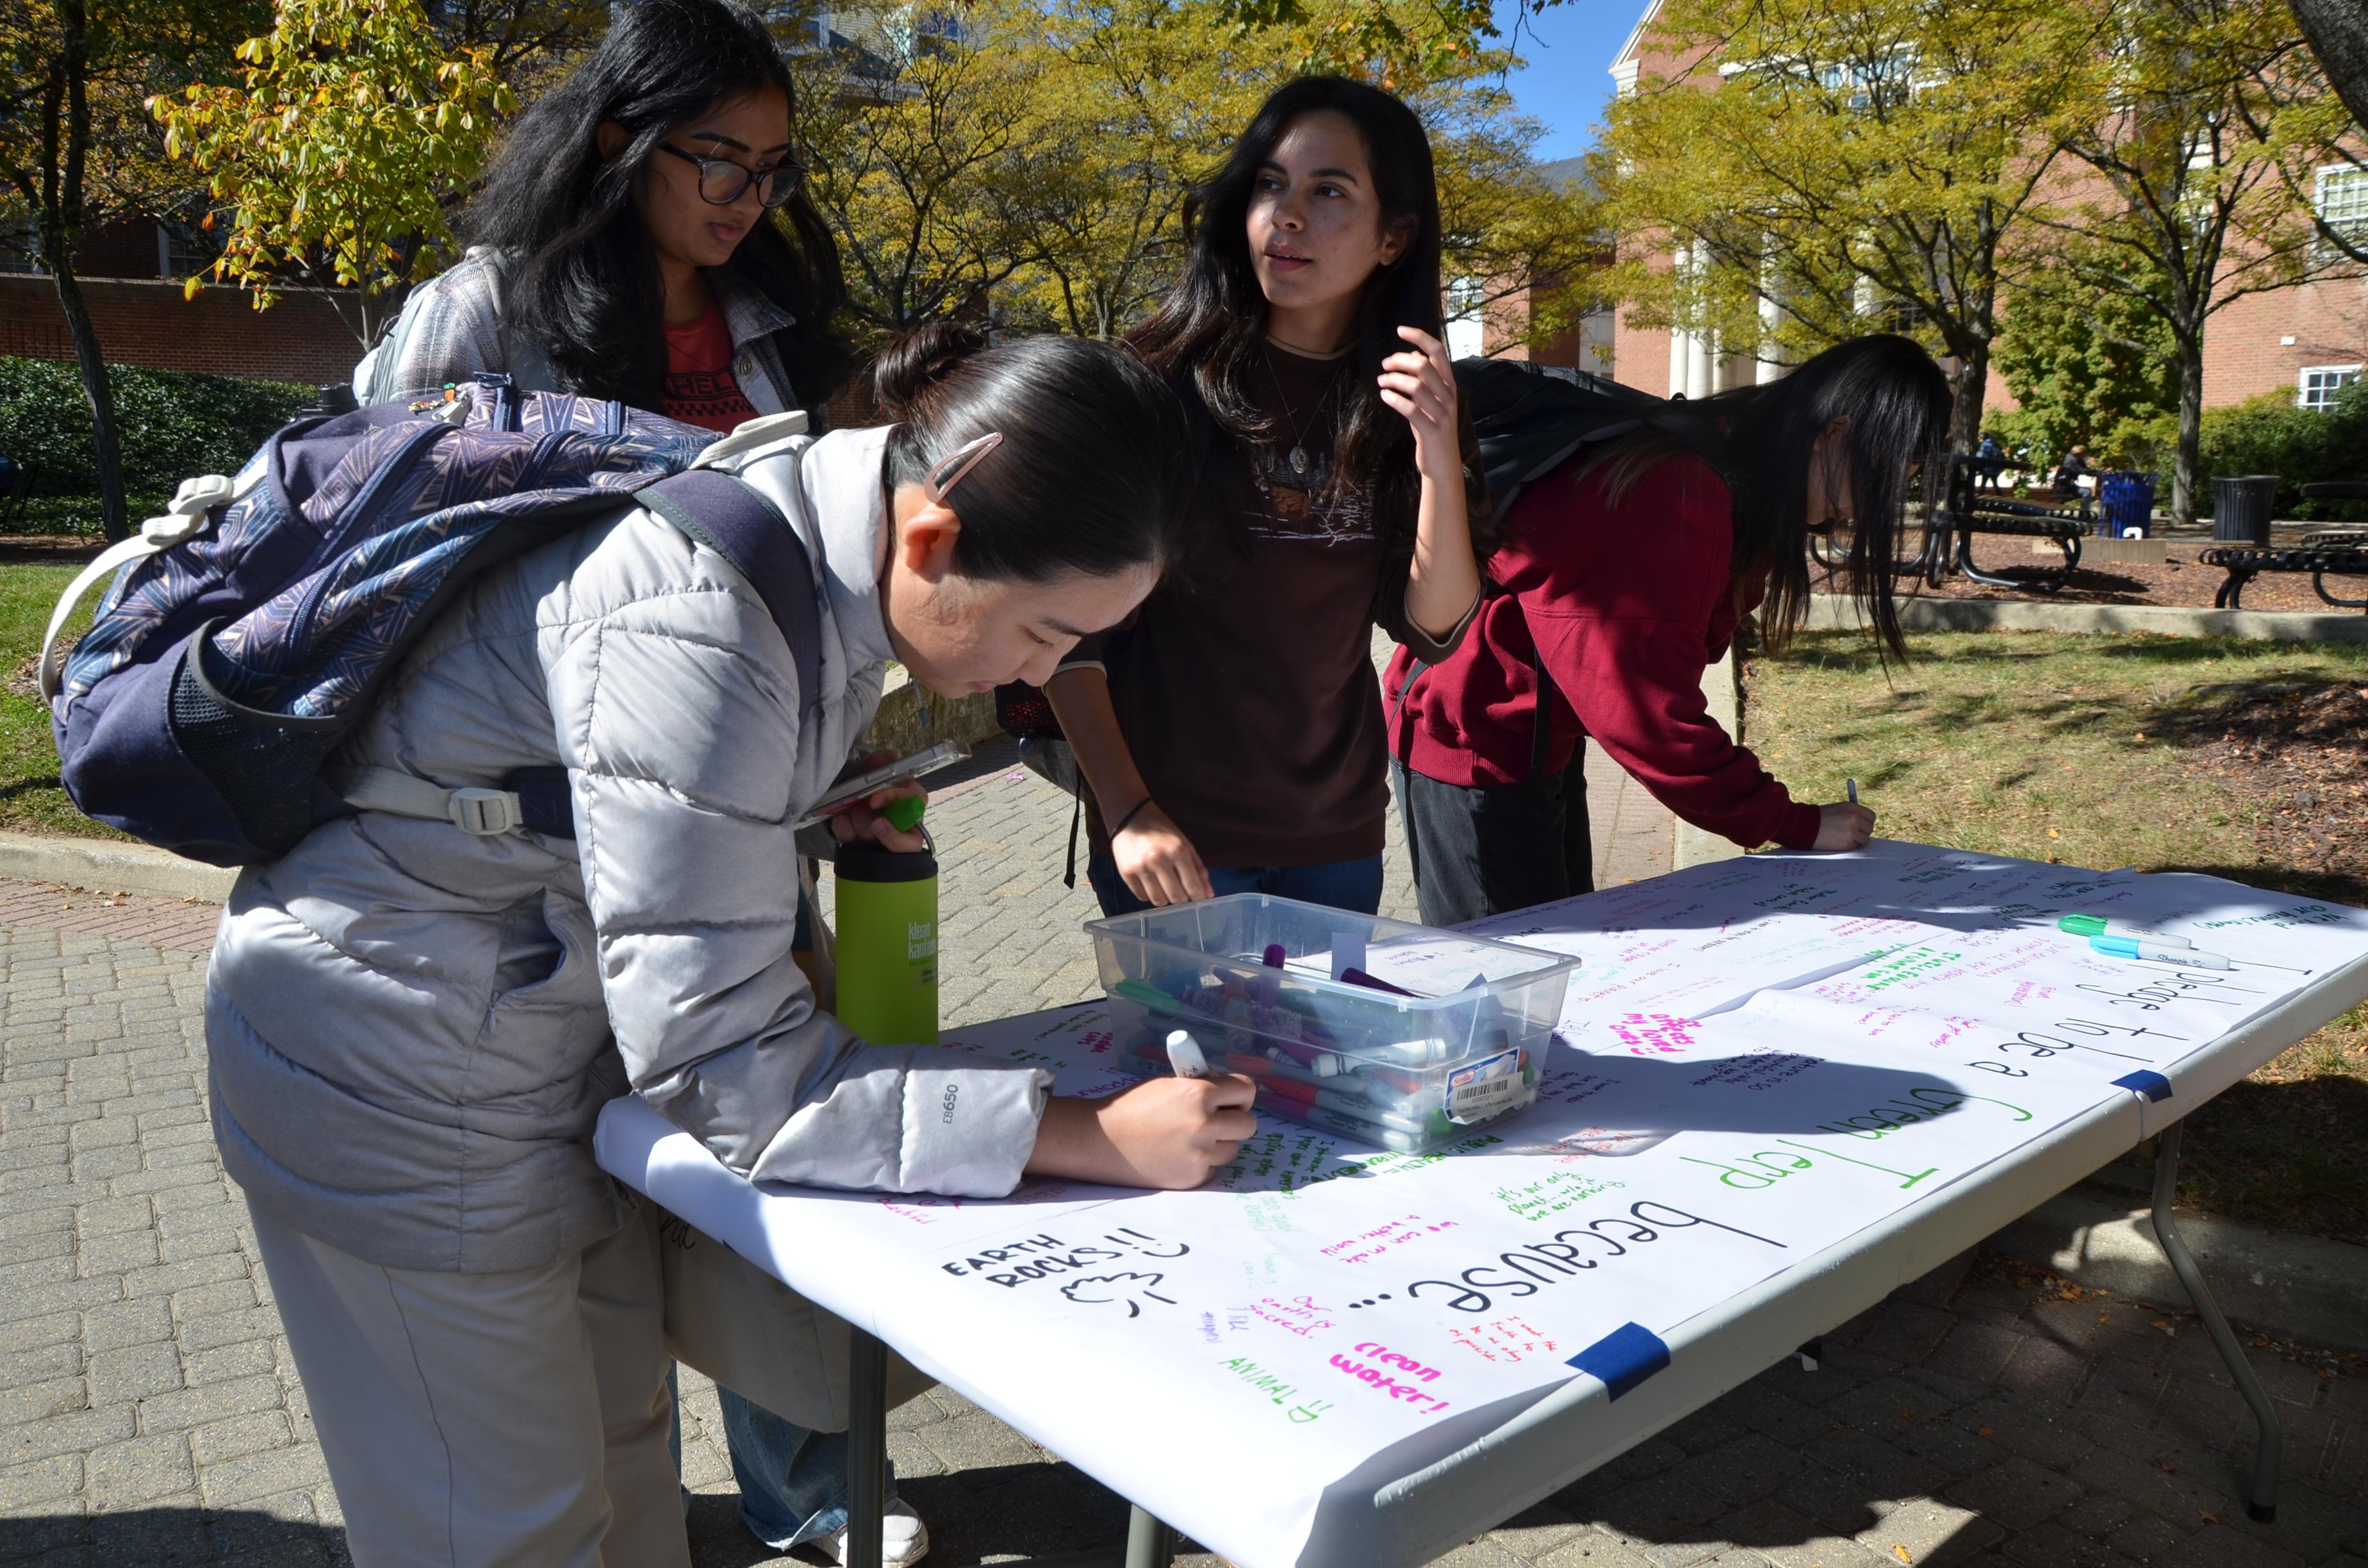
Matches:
[1757,286,1783,384]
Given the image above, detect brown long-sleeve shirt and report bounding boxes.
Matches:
[1061,341,1474,867]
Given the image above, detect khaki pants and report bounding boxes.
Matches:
[251,1200,690,1568]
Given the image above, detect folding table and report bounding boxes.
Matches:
[596,842,2368,1567]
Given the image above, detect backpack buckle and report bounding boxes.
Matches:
[447,787,523,835]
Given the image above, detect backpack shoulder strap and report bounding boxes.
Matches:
[639,467,823,710]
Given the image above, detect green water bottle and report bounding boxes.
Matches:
[832,810,938,1045]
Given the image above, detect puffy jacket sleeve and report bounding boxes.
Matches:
[545,576,1052,1198]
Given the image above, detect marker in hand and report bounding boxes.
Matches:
[1165,1029,1211,1079]
[1846,778,1857,806]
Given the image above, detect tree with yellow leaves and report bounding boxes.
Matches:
[151,0,515,347]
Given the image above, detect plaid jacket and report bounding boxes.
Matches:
[352,247,802,416]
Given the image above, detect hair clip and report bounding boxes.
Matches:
[922,432,1003,505]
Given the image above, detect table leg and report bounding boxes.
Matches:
[849,1327,890,1568]
[1124,1505,1177,1568]
[2150,1122,2280,1523]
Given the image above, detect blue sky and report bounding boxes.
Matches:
[1488,0,1645,163]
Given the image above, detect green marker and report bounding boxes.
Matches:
[2057,913,2191,948]
[1113,978,1186,1015]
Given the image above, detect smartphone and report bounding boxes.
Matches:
[794,740,971,829]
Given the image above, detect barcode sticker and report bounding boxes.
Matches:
[1446,1049,1525,1124]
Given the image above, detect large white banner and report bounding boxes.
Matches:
[598,842,2368,1568]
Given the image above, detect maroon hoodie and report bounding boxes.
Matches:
[1386,450,1819,852]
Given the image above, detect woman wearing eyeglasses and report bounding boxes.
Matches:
[354,0,849,437]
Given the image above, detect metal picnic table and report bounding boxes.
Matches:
[596,841,2368,1568]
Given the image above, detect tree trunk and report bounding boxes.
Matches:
[50,266,126,542]
[2171,332,2205,531]
[2290,0,2368,135]
[42,0,127,542]
[1949,337,1991,457]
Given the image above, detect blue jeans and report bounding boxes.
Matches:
[668,1372,896,1550]
[1085,853,1385,919]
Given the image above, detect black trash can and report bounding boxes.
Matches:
[2212,475,2278,544]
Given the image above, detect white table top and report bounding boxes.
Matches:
[596,840,2368,1568]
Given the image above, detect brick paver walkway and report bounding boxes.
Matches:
[1,762,2359,1567]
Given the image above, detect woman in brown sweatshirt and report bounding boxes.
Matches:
[1047,76,1490,917]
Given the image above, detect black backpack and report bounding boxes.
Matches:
[1456,358,1734,515]
[1390,361,1738,776]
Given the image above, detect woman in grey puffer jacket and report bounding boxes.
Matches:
[207,327,1260,1568]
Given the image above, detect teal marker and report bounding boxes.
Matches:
[2058,914,2190,947]
[2089,934,2230,969]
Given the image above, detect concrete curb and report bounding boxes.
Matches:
[1807,593,2368,641]
[1983,1180,2368,1352]
[0,829,238,900]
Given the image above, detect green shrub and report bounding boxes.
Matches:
[2198,379,2368,521]
[0,357,315,531]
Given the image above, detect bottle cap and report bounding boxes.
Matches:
[884,796,927,833]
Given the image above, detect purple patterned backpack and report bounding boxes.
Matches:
[42,375,818,867]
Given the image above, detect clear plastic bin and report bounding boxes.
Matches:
[1086,894,1579,1153]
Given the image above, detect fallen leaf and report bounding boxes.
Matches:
[1893,1546,1913,1564]
[1978,1426,1995,1437]
[2198,1511,2220,1525]
[2135,731,2148,741]
[2158,1459,2179,1473]
[2048,828,2061,838]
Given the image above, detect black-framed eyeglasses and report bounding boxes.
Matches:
[659,143,803,208]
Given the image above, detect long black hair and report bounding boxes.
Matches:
[466,0,853,411]
[877,323,1193,584]
[1128,76,1492,565]
[1590,334,1952,657]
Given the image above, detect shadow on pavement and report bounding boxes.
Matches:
[0,1507,347,1565]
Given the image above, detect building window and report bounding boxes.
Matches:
[2299,364,2361,411]
[1445,276,1484,361]
[2316,164,2367,262]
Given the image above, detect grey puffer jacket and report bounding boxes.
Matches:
[205,425,1053,1275]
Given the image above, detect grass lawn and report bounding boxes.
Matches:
[1750,629,2368,1246]
[0,560,119,838]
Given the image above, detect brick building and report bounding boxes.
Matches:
[1604,0,2368,415]
[1,218,369,389]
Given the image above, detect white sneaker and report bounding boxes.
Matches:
[824,1499,930,1567]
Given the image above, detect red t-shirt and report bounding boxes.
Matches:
[1385,453,1819,852]
[661,303,761,433]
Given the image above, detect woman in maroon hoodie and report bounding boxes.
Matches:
[1386,334,1952,926]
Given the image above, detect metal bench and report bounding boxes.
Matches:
[2196,544,2368,610]
[1932,455,2091,591]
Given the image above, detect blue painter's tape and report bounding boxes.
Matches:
[1567,1321,1670,1401]
[2114,1070,2173,1103]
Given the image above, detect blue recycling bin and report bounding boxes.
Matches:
[2098,471,2158,538]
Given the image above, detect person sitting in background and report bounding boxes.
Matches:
[1385,335,1953,926]
[1975,430,2008,491]
[2051,444,2096,501]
